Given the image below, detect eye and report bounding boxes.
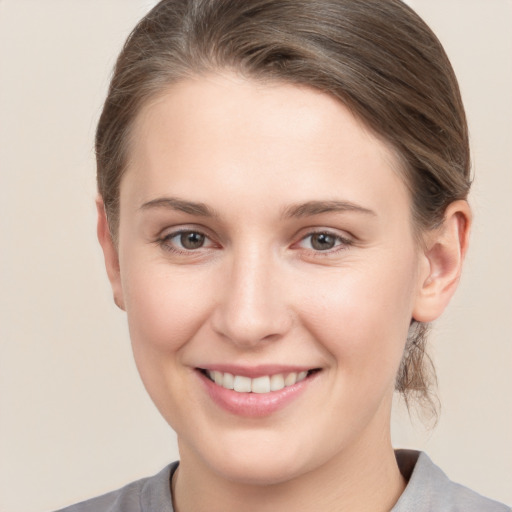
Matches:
[159,229,214,253]
[298,231,351,252]
[176,231,206,250]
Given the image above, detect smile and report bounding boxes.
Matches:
[204,369,311,394]
[197,366,321,417]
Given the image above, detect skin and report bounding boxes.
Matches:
[98,73,471,512]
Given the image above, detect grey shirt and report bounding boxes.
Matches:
[55,450,510,511]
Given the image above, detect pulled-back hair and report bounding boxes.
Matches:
[96,0,471,414]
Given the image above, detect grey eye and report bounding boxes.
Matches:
[309,233,337,251]
[179,231,206,250]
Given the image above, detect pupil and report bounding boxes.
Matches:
[311,233,335,250]
[181,232,205,250]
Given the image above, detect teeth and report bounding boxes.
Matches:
[251,376,270,394]
[270,374,285,391]
[297,371,308,381]
[284,372,297,386]
[233,375,252,392]
[205,370,311,394]
[223,372,234,390]
[213,371,223,386]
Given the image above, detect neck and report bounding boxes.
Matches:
[173,427,406,512]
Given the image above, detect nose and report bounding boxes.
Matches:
[210,249,293,348]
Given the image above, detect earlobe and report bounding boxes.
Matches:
[96,197,125,311]
[412,200,471,323]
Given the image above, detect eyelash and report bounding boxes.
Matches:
[157,229,217,255]
[156,229,353,256]
[295,230,353,255]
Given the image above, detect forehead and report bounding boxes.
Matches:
[123,73,409,220]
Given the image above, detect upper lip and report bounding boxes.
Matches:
[196,364,319,378]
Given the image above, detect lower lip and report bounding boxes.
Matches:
[197,370,318,417]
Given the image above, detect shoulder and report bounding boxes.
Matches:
[393,450,510,512]
[53,462,178,512]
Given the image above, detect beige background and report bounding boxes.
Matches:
[0,1,510,510]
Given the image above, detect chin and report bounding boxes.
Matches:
[189,430,321,487]
[209,454,308,486]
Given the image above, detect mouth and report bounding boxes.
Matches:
[196,366,321,417]
[198,368,321,394]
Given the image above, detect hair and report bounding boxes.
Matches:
[96,0,471,414]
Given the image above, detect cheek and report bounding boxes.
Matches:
[299,256,418,379]
[120,257,214,355]
[119,259,216,423]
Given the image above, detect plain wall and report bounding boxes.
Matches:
[0,1,510,510]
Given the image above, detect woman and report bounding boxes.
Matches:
[57,0,509,510]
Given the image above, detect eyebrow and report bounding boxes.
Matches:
[282,200,376,218]
[139,197,375,219]
[139,197,218,217]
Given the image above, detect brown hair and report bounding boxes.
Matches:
[96,0,471,413]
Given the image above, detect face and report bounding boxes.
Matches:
[106,74,431,485]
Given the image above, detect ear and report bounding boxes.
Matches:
[412,200,471,323]
[96,197,125,311]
